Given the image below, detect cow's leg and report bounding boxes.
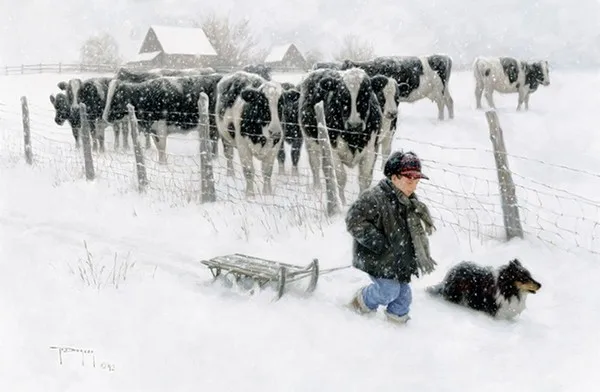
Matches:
[237,138,255,197]
[155,122,168,164]
[475,80,484,109]
[113,123,121,150]
[89,122,99,152]
[290,136,302,177]
[96,120,106,153]
[72,126,81,149]
[277,140,286,175]
[524,92,531,111]
[222,140,235,177]
[517,90,528,111]
[445,89,455,119]
[262,142,280,195]
[380,119,394,171]
[305,138,322,190]
[435,97,445,121]
[484,87,496,109]
[122,120,130,151]
[330,150,347,206]
[359,140,378,194]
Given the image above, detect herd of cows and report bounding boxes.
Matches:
[48,55,551,199]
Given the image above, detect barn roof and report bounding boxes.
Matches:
[129,51,161,63]
[264,44,295,63]
[149,25,217,56]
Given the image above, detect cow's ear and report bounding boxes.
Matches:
[57,81,68,90]
[370,75,388,93]
[240,88,262,103]
[49,94,55,105]
[319,77,340,92]
[341,59,355,70]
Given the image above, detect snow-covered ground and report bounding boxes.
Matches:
[1,69,599,391]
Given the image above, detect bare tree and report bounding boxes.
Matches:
[304,49,324,68]
[248,47,269,64]
[80,33,122,65]
[333,34,375,62]
[195,13,260,66]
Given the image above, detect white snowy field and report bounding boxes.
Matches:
[1,69,600,391]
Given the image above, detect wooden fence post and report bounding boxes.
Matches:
[79,104,95,181]
[485,110,523,240]
[127,104,148,192]
[198,92,216,202]
[315,102,340,216]
[20,96,33,165]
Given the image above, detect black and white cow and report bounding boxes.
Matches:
[216,71,296,197]
[277,82,302,176]
[473,57,550,111]
[50,78,82,147]
[311,64,401,168]
[114,67,217,83]
[49,91,80,147]
[341,55,454,121]
[311,61,343,71]
[112,67,222,153]
[102,73,224,164]
[298,67,384,204]
[50,77,123,152]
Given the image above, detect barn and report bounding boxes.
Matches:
[264,43,308,71]
[126,25,218,69]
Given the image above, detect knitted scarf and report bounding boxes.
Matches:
[393,186,437,276]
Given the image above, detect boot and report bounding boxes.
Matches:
[385,310,410,325]
[348,288,376,316]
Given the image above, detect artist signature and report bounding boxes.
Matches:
[49,346,115,372]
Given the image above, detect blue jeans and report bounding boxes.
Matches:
[362,277,412,317]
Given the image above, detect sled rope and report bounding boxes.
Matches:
[318,265,352,275]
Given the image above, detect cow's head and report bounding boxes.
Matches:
[527,61,550,89]
[319,67,373,134]
[371,76,399,121]
[280,87,301,139]
[49,93,72,126]
[240,81,284,142]
[58,78,82,108]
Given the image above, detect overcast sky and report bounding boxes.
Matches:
[1,0,599,67]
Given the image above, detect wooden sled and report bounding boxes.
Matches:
[200,253,319,300]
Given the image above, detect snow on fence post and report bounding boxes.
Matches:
[198,92,216,203]
[315,102,340,217]
[126,104,148,192]
[79,104,95,181]
[20,96,33,165]
[485,110,524,240]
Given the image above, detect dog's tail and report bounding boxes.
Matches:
[425,282,445,297]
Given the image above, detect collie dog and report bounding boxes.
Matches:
[426,259,541,319]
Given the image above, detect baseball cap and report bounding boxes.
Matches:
[384,151,429,180]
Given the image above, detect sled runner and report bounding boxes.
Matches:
[200,253,320,300]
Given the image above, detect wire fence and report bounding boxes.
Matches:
[1,89,599,257]
[3,63,120,76]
